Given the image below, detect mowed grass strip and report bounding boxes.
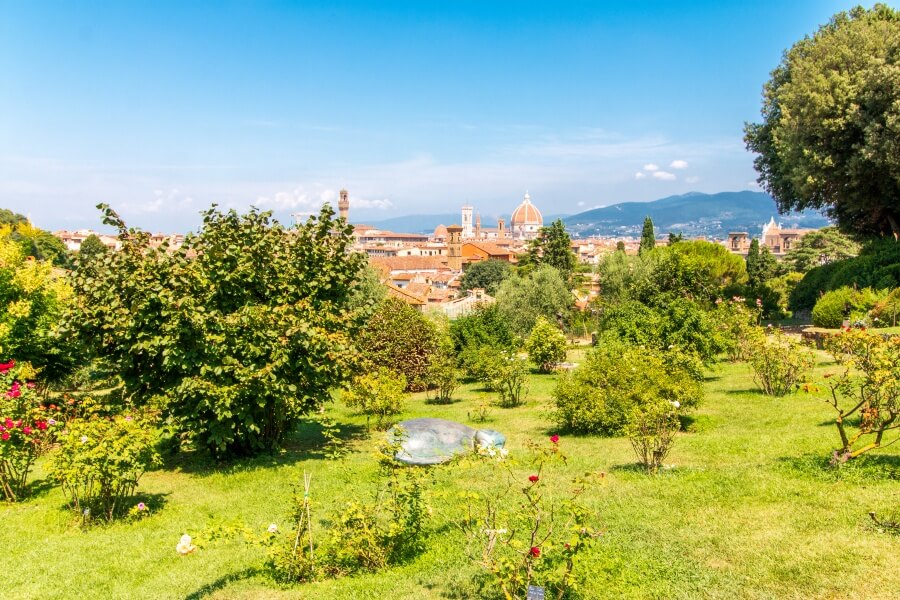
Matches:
[2,349,898,599]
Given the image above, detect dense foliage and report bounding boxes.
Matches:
[526,219,577,280]
[784,227,860,273]
[811,287,884,328]
[744,4,900,238]
[66,204,365,457]
[357,296,439,392]
[524,316,567,373]
[496,265,572,338]
[552,345,701,435]
[600,298,722,366]
[0,238,73,380]
[459,259,511,295]
[0,211,71,268]
[790,239,900,311]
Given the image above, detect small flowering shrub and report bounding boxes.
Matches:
[50,411,161,521]
[524,317,567,373]
[711,297,759,361]
[492,352,529,408]
[806,328,900,462]
[343,367,408,429]
[745,329,815,397]
[0,360,62,501]
[490,352,528,408]
[465,345,507,390]
[226,436,436,584]
[624,400,680,474]
[552,344,701,435]
[458,437,603,599]
[425,349,460,404]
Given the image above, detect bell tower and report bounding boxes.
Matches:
[338,189,350,221]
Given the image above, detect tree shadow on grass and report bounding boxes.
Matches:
[159,418,368,477]
[183,567,263,600]
[23,476,57,500]
[777,453,900,483]
[609,462,688,476]
[724,388,768,396]
[424,396,462,406]
[56,491,171,522]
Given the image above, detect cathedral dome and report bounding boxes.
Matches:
[433,224,448,239]
[510,192,543,235]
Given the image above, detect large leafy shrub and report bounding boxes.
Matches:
[66,204,364,458]
[812,287,884,328]
[552,345,701,435]
[357,297,439,392]
[50,411,160,521]
[600,298,723,365]
[524,316,567,373]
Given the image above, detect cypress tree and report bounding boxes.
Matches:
[639,217,655,255]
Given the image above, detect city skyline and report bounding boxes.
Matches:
[2,0,855,231]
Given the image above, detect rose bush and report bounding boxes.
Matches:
[0,360,62,501]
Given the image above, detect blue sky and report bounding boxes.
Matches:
[0,0,865,232]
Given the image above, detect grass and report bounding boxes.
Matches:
[2,350,899,599]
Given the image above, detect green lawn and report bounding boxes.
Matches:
[3,350,899,599]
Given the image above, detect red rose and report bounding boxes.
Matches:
[0,360,14,374]
[36,421,47,431]
[4,418,12,428]
[22,426,32,435]
[528,475,539,483]
[529,546,540,557]
[550,435,560,444]
[1,432,8,441]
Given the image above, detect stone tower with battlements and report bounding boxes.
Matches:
[338,189,349,221]
[447,225,463,270]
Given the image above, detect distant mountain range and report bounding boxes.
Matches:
[564,191,829,238]
[360,191,830,238]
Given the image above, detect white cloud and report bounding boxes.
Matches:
[351,196,394,209]
[122,188,194,214]
[685,176,700,184]
[255,186,393,212]
[577,201,585,207]
[643,163,659,172]
[635,172,647,179]
[746,180,760,188]
[652,171,676,181]
[670,160,689,169]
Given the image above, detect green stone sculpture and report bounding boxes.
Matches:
[387,417,506,465]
